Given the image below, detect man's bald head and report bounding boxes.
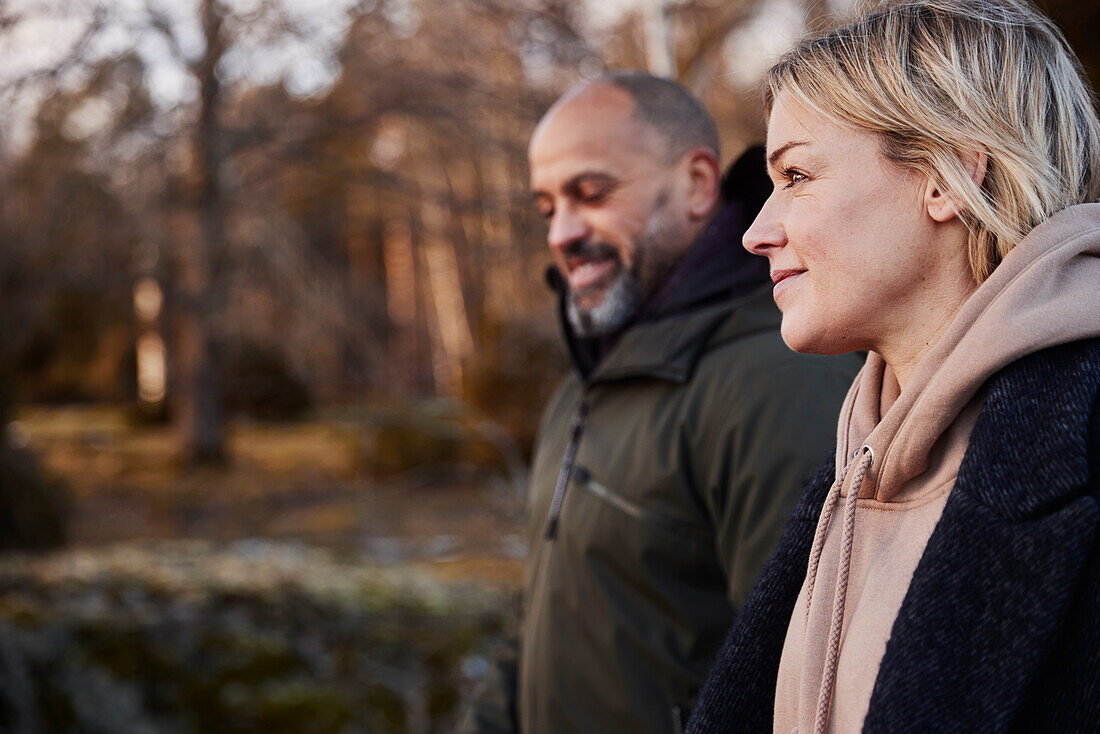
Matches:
[542,72,720,163]
[599,72,720,161]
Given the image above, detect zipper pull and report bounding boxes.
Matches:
[545,400,588,539]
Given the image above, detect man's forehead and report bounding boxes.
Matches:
[542,81,634,127]
[528,83,662,169]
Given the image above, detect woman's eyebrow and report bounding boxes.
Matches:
[767,140,810,170]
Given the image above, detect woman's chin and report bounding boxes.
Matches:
[780,319,819,354]
[780,320,847,355]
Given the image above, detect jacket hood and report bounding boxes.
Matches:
[838,203,1100,500]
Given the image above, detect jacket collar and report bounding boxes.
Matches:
[586,285,777,385]
[585,299,736,385]
[863,337,1100,731]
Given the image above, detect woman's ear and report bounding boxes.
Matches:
[925,150,988,223]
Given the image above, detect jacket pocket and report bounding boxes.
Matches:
[572,465,699,542]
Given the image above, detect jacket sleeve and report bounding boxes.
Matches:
[686,459,834,734]
[691,341,857,611]
[454,636,519,734]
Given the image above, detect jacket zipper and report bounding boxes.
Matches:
[545,399,588,538]
[671,704,687,734]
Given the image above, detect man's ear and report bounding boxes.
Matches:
[925,150,987,223]
[684,148,721,220]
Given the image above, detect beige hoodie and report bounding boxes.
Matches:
[773,203,1100,734]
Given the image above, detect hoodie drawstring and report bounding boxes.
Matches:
[807,445,874,734]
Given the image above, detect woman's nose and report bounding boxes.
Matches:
[742,194,787,256]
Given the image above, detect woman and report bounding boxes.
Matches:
[687,1,1100,732]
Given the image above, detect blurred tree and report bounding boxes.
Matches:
[173,0,230,463]
[0,156,69,547]
[0,0,362,463]
[674,0,763,93]
[0,53,145,404]
[0,0,871,464]
[302,0,584,403]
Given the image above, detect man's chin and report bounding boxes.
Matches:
[566,274,643,339]
[571,290,611,314]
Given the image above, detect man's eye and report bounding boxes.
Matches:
[579,188,609,203]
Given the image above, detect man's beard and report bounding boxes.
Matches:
[567,194,686,341]
[565,197,685,339]
[566,263,643,338]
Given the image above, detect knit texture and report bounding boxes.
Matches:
[687,337,1100,734]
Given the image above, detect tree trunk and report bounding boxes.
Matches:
[382,211,420,394]
[420,189,474,396]
[176,0,226,465]
[644,0,677,78]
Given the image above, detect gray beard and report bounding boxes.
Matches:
[564,186,685,339]
[566,268,643,338]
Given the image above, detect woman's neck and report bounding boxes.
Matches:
[879,274,978,391]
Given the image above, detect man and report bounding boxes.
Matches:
[459,72,860,734]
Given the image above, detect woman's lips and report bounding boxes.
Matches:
[568,258,617,290]
[771,269,806,300]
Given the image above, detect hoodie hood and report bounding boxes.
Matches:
[837,203,1100,501]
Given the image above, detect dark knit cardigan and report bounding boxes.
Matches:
[687,337,1100,734]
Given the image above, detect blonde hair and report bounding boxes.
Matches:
[766,0,1100,281]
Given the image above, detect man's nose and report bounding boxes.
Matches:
[547,203,590,252]
[742,194,787,256]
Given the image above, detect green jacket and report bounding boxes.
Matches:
[460,280,860,734]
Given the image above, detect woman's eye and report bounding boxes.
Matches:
[782,169,808,188]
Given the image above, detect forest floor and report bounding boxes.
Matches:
[0,404,527,733]
[13,404,527,590]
